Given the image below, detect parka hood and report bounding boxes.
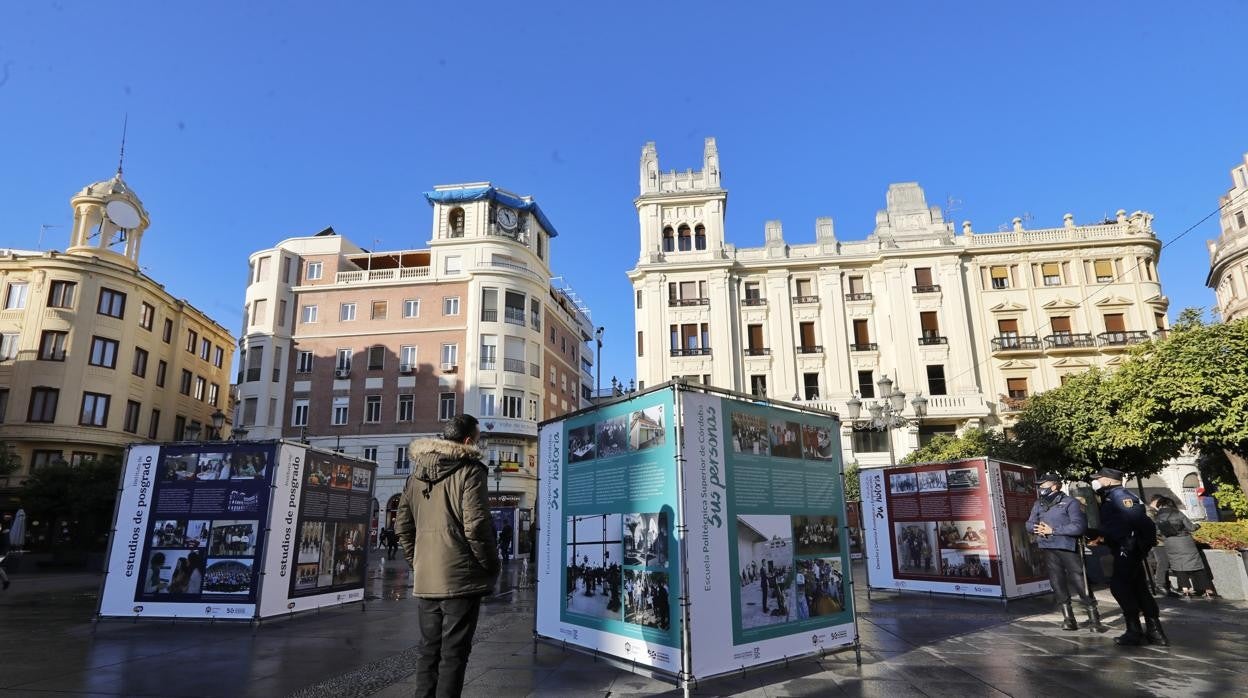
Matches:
[407,438,484,497]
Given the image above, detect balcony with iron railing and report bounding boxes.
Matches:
[844,292,873,302]
[503,358,527,373]
[797,345,823,354]
[530,362,541,377]
[849,342,878,352]
[530,313,542,331]
[1001,396,1029,412]
[480,359,497,371]
[1044,332,1097,350]
[792,296,819,305]
[503,307,526,326]
[481,309,498,322]
[744,347,770,356]
[1098,330,1150,347]
[245,366,262,382]
[990,335,1042,352]
[917,335,948,346]
[913,285,941,294]
[742,297,767,306]
[671,347,712,357]
[668,298,710,307]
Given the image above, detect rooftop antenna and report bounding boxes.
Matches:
[37,224,60,251]
[117,114,128,176]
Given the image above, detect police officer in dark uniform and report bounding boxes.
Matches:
[1025,472,1102,631]
[1087,467,1168,646]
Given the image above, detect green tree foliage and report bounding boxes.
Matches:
[899,429,1020,465]
[1114,314,1248,497]
[1213,481,1248,520]
[19,456,122,551]
[1011,368,1177,480]
[843,461,860,501]
[0,442,19,476]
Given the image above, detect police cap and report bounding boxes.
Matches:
[1094,467,1126,481]
[1035,472,1063,485]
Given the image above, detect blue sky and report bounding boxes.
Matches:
[2,2,1246,386]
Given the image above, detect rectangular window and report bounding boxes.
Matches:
[637,330,644,357]
[400,345,416,369]
[798,321,816,348]
[914,267,933,287]
[1006,377,1029,399]
[180,369,193,395]
[139,302,155,329]
[97,287,126,318]
[480,337,497,370]
[362,447,378,463]
[1051,316,1072,334]
[403,299,420,318]
[124,400,141,434]
[4,282,29,309]
[852,319,871,346]
[1093,259,1114,283]
[438,392,456,421]
[186,329,198,353]
[1041,262,1062,286]
[306,261,323,280]
[0,333,18,360]
[255,256,271,282]
[989,266,1009,289]
[148,409,161,440]
[39,330,68,361]
[635,289,643,309]
[397,394,414,422]
[368,345,385,371]
[297,351,313,373]
[443,297,460,316]
[213,345,224,368]
[857,370,875,399]
[252,299,268,325]
[332,402,349,426]
[340,302,357,321]
[89,336,119,368]
[795,278,813,297]
[155,360,167,387]
[920,311,940,338]
[282,256,292,283]
[747,324,764,351]
[28,387,59,422]
[162,318,173,343]
[31,450,64,467]
[997,319,1019,336]
[365,395,382,423]
[1103,313,1126,333]
[292,399,309,427]
[848,276,865,295]
[174,415,187,439]
[441,343,458,366]
[927,365,947,396]
[200,338,211,360]
[803,372,820,400]
[194,376,206,401]
[208,383,220,407]
[851,429,890,453]
[502,390,523,418]
[750,375,767,397]
[80,392,110,427]
[480,392,496,416]
[277,299,288,328]
[371,300,387,320]
[48,280,76,308]
[132,347,149,377]
[336,348,353,371]
[301,305,318,323]
[744,282,761,300]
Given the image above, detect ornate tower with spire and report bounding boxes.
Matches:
[66,172,150,269]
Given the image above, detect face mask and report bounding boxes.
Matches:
[1090,480,1104,492]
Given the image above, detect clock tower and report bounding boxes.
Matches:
[67,172,150,271]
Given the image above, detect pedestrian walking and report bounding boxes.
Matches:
[395,414,500,698]
[1025,473,1103,631]
[0,513,12,591]
[499,523,513,565]
[1149,495,1216,599]
[1088,467,1167,646]
[386,528,399,561]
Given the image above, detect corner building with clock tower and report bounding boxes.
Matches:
[237,182,596,556]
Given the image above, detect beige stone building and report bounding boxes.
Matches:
[1208,151,1248,323]
[629,139,1169,465]
[0,172,235,489]
[237,183,594,551]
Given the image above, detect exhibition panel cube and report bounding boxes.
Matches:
[535,383,858,687]
[858,458,1050,599]
[98,441,376,620]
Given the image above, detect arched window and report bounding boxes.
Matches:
[662,226,675,252]
[386,493,402,528]
[694,224,707,250]
[1182,473,1200,489]
[449,207,465,238]
[677,224,692,252]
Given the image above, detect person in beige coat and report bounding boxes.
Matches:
[396,414,499,698]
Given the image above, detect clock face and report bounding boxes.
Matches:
[496,207,519,231]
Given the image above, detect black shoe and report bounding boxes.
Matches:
[1085,605,1107,633]
[1144,617,1169,646]
[1060,603,1079,631]
[1115,615,1146,646]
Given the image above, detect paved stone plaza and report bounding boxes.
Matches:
[0,559,1245,697]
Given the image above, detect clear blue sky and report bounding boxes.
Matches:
[2,2,1246,386]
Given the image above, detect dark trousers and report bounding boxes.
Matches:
[1043,548,1093,606]
[1176,568,1213,594]
[1149,547,1172,591]
[415,596,483,698]
[1109,548,1159,621]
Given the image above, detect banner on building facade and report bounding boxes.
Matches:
[859,458,1049,599]
[535,383,857,684]
[99,441,375,620]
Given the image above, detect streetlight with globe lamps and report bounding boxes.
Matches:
[844,375,928,466]
[209,409,226,441]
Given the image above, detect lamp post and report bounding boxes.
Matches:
[184,423,202,442]
[594,326,604,398]
[209,409,226,441]
[844,375,928,466]
[492,459,502,493]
